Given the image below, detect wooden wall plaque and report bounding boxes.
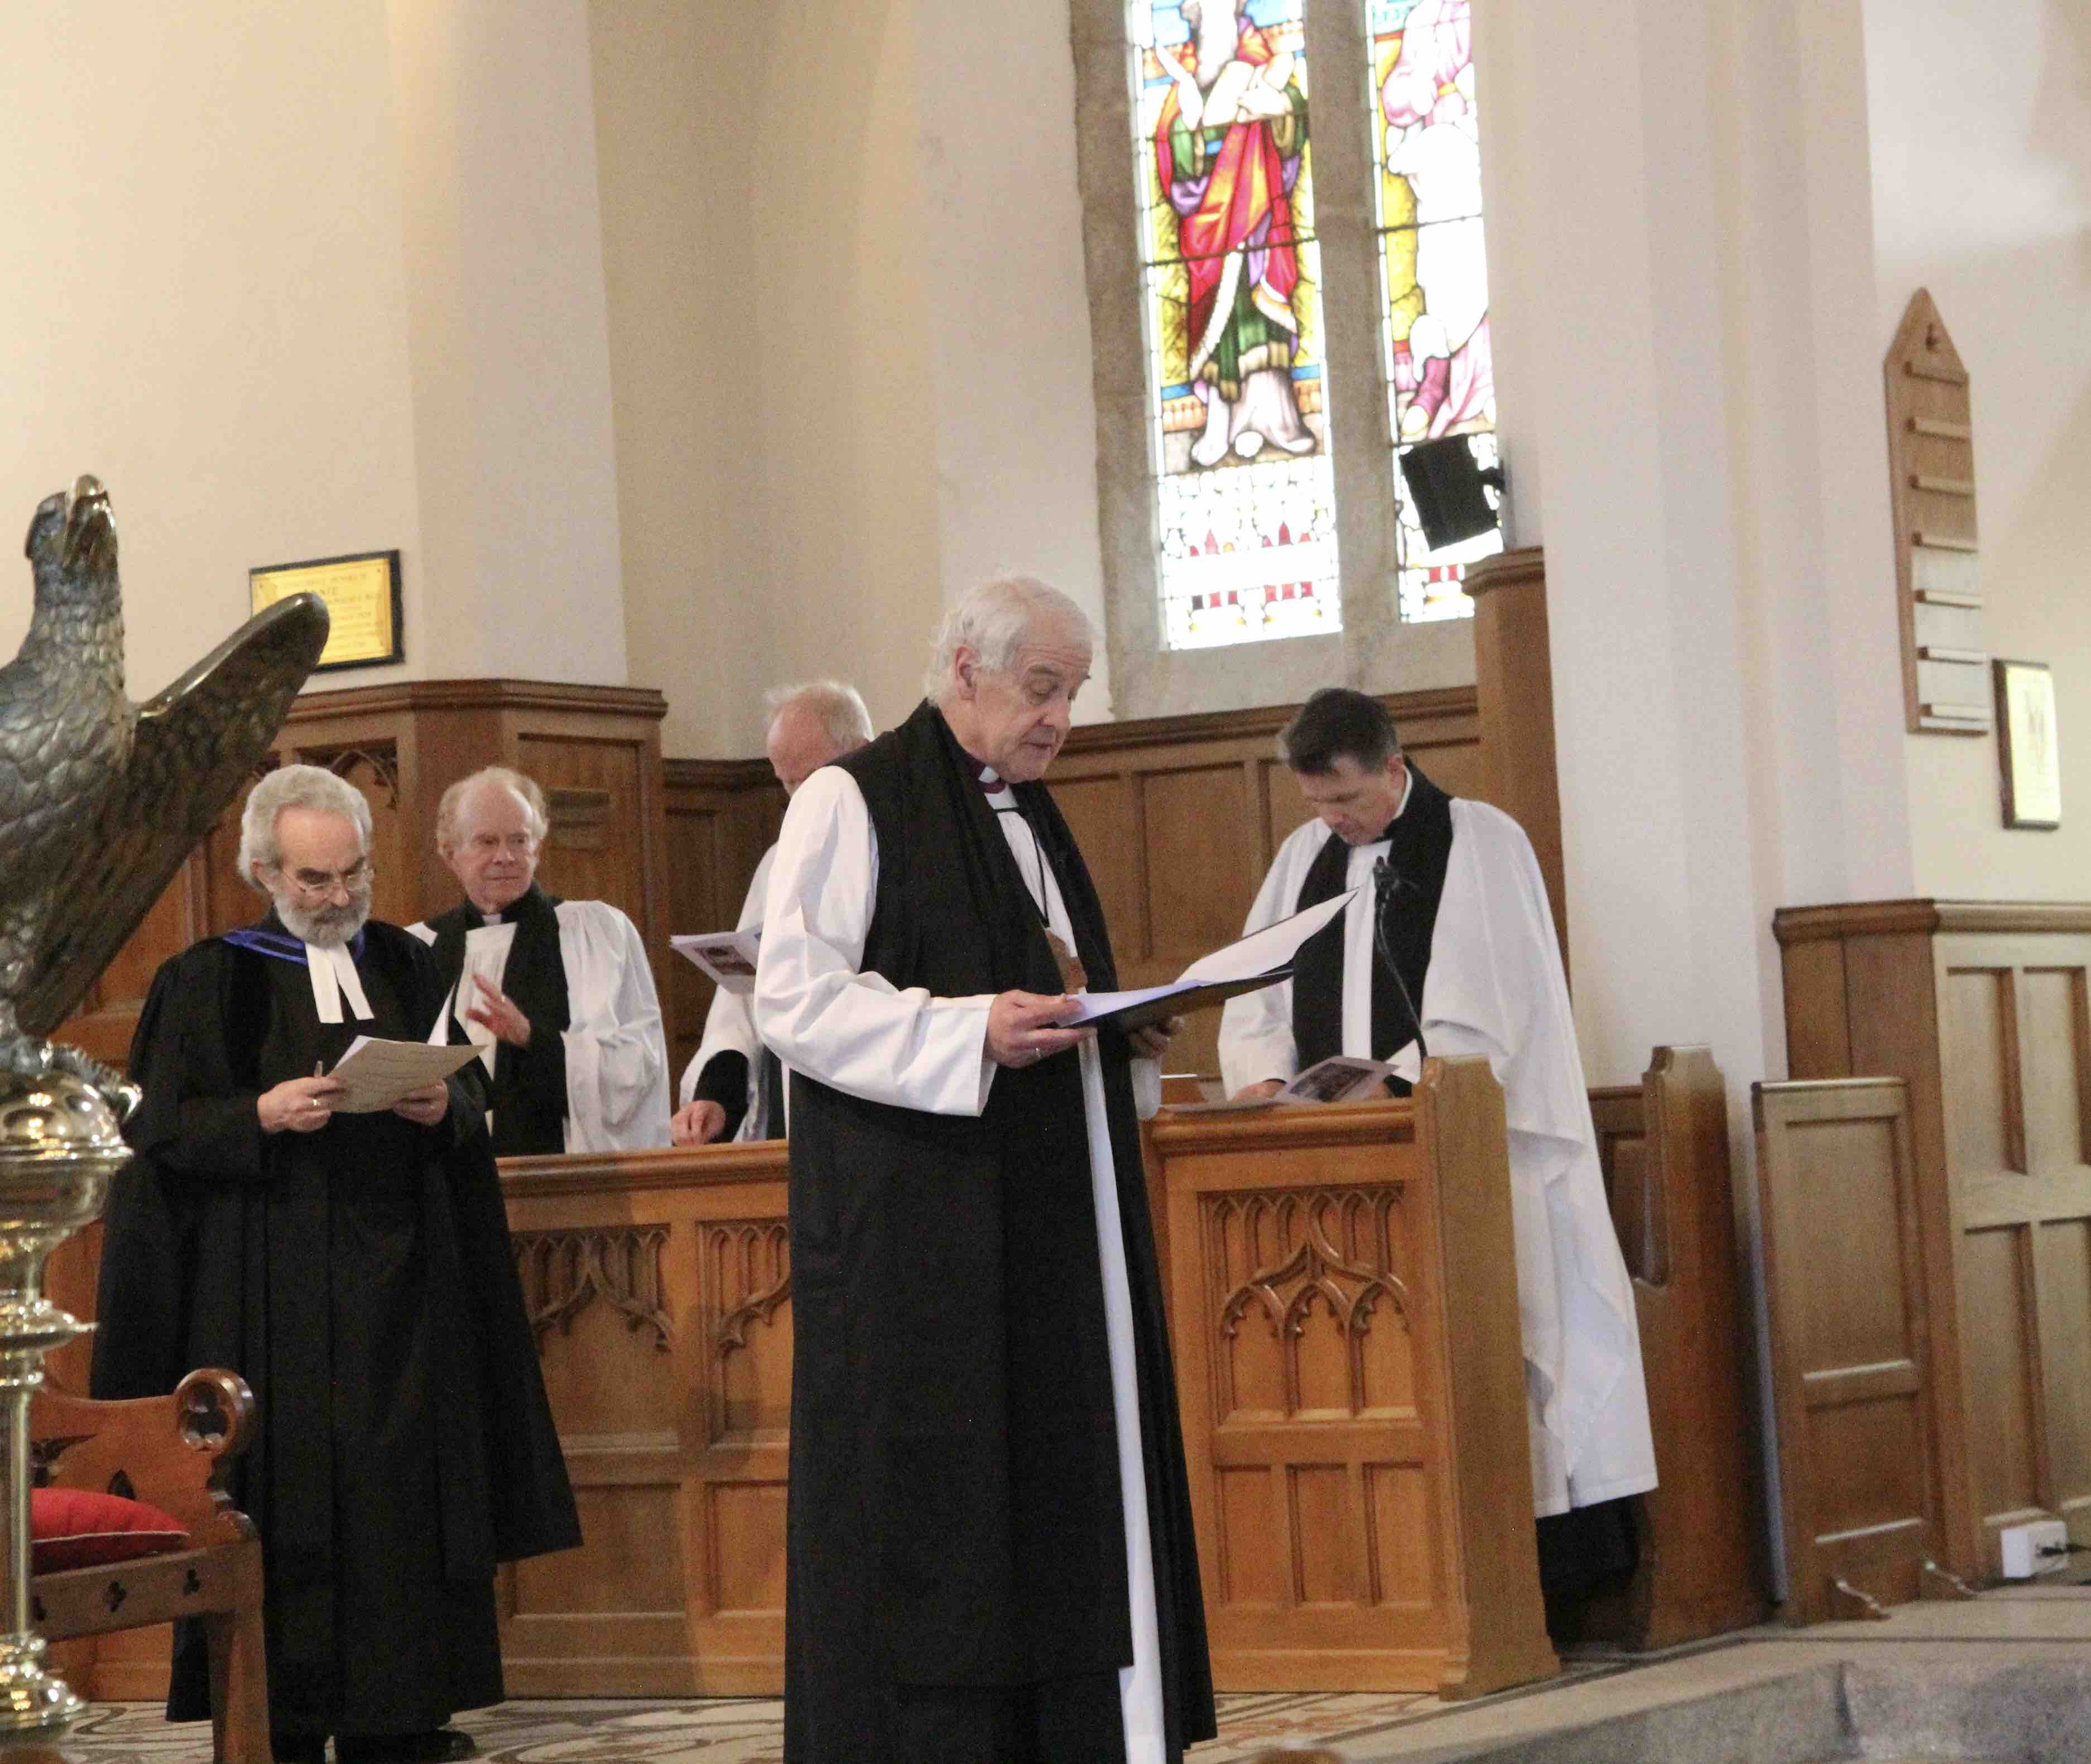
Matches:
[1885,290,1987,734]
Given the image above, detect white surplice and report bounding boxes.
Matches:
[754,763,1168,1764]
[410,898,673,1153]
[676,844,783,1140]
[1217,800,1657,1516]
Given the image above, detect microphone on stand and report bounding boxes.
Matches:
[1372,854,1429,1061]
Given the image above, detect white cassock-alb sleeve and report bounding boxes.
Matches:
[1422,800,1656,1512]
[556,900,674,1152]
[753,768,996,1116]
[678,845,775,1136]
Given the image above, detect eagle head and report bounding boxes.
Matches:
[23,475,116,581]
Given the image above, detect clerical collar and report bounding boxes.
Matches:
[1352,765,1416,847]
[962,752,1008,795]
[473,883,559,927]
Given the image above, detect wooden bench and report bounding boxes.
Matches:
[32,1368,269,1763]
[1583,1046,1767,1647]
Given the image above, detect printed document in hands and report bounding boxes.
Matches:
[671,930,761,996]
[326,1037,484,1114]
[1058,888,1360,1032]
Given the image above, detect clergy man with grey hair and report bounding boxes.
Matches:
[93,763,579,1764]
[674,679,875,1145]
[754,579,1215,1762]
[413,764,671,1155]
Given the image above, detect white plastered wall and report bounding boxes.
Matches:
[0,1,631,703]
[1869,0,2091,898]
[598,0,1114,756]
[0,3,426,699]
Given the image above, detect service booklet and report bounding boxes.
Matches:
[671,929,762,995]
[1171,1046,1423,1113]
[325,1037,484,1114]
[1058,888,1359,1033]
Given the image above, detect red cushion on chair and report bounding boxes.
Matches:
[30,1487,189,1573]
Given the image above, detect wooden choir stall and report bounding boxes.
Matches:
[38,653,1765,1701]
[492,1043,1762,1700]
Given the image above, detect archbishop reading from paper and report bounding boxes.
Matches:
[753,578,1215,1763]
[91,764,579,1763]
[1217,687,1657,1608]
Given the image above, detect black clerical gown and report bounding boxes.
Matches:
[90,919,580,1738]
[422,885,572,1157]
[770,702,1214,1763]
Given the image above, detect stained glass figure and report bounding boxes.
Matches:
[1372,0,1494,621]
[1132,0,1340,647]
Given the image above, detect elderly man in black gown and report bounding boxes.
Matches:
[92,764,579,1764]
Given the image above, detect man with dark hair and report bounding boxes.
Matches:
[1218,686,1655,1618]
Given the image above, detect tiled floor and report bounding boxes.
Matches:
[46,1584,2091,1762]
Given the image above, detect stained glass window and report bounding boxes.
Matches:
[1129,0,1339,650]
[1372,0,1498,622]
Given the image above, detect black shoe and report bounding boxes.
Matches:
[336,1731,475,1764]
[272,1736,328,1764]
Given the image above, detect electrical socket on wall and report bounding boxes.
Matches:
[1998,1518,2071,1579]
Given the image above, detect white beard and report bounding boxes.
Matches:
[276,890,372,948]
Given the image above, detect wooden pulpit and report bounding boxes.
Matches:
[1142,1058,1558,1700]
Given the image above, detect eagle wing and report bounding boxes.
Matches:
[17,593,330,1037]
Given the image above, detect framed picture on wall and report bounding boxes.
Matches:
[1994,659,2061,829]
[249,550,403,672]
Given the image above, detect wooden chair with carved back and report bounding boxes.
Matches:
[31,1367,269,1763]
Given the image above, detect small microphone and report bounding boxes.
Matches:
[1371,854,1428,1062]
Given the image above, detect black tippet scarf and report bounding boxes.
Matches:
[425,882,571,1156]
[783,699,1213,1751]
[1290,761,1455,1089]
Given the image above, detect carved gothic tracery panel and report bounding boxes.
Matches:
[512,1225,672,1353]
[1205,1186,1412,1418]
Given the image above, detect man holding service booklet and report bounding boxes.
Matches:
[671,680,874,1146]
[754,577,1216,1763]
[1218,686,1656,1629]
[92,765,577,1764]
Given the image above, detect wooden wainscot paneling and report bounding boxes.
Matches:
[1753,1077,1962,1622]
[1579,1047,1767,1648]
[497,1141,792,1695]
[662,759,785,1093]
[1776,900,2091,1582]
[1142,1058,1556,1698]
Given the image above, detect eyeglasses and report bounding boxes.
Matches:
[270,858,372,901]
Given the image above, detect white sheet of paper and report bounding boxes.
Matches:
[1175,887,1358,985]
[1057,888,1360,1028]
[671,929,762,996]
[326,1036,484,1114]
